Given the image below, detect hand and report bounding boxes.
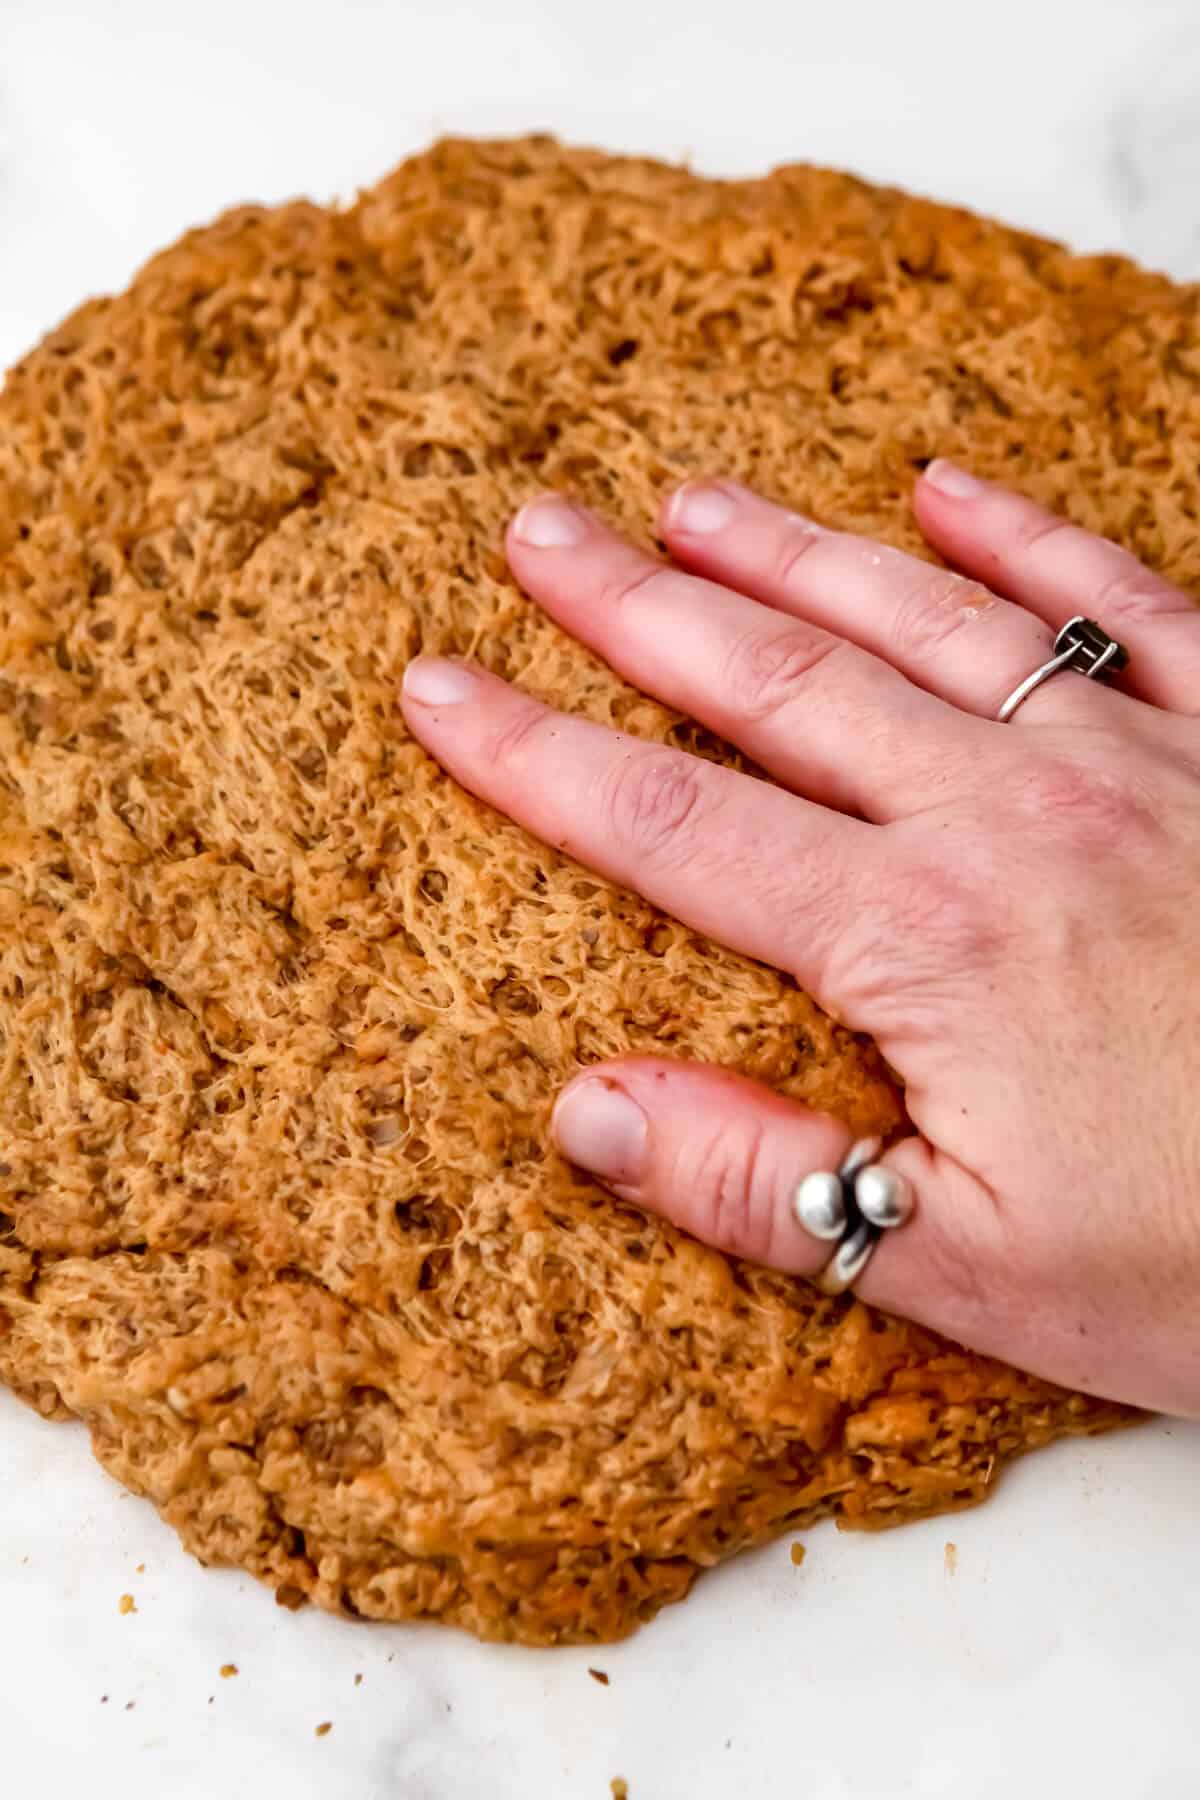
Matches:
[401,463,1200,1418]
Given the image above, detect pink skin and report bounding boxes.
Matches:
[401,462,1200,1417]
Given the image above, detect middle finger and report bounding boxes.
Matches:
[504,494,987,823]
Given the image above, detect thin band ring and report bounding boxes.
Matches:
[997,615,1129,723]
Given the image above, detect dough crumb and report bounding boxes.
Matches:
[220,1664,238,1678]
[611,1782,629,1799]
[790,1543,807,1567]
[589,1668,610,1685]
[315,1722,332,1738]
[944,1542,958,1576]
[118,1594,136,1615]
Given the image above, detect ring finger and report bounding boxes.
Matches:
[660,478,1120,726]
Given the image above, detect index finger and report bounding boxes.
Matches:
[400,654,877,1001]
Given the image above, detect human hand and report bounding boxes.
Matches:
[401,464,1200,1417]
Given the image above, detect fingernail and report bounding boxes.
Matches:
[402,656,480,706]
[553,1078,648,1186]
[665,482,738,535]
[923,459,988,499]
[512,496,588,548]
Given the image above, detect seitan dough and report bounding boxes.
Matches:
[1,136,1161,1643]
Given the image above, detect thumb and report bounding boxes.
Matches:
[551,1055,1001,1339]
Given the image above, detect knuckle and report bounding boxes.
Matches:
[1011,512,1194,626]
[1015,754,1156,852]
[723,624,841,723]
[598,559,673,614]
[684,1119,773,1261]
[1014,511,1074,558]
[890,572,994,663]
[1092,560,1195,629]
[826,856,1000,998]
[875,858,991,950]
[602,747,711,863]
[487,700,556,770]
[771,522,828,590]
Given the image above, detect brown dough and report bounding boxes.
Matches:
[0,136,1158,1644]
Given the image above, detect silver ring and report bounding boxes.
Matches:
[997,615,1129,723]
[792,1136,916,1296]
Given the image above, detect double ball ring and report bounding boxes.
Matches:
[793,1137,915,1295]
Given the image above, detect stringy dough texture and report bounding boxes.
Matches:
[1,136,1171,1644]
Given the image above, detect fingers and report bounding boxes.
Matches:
[552,1059,848,1276]
[504,495,983,823]
[550,1056,1004,1341]
[400,654,876,999]
[657,478,1101,728]
[913,460,1200,714]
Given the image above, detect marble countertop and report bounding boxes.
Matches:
[2,1,1199,1794]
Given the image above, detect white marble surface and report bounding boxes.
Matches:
[2,1,1200,1795]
